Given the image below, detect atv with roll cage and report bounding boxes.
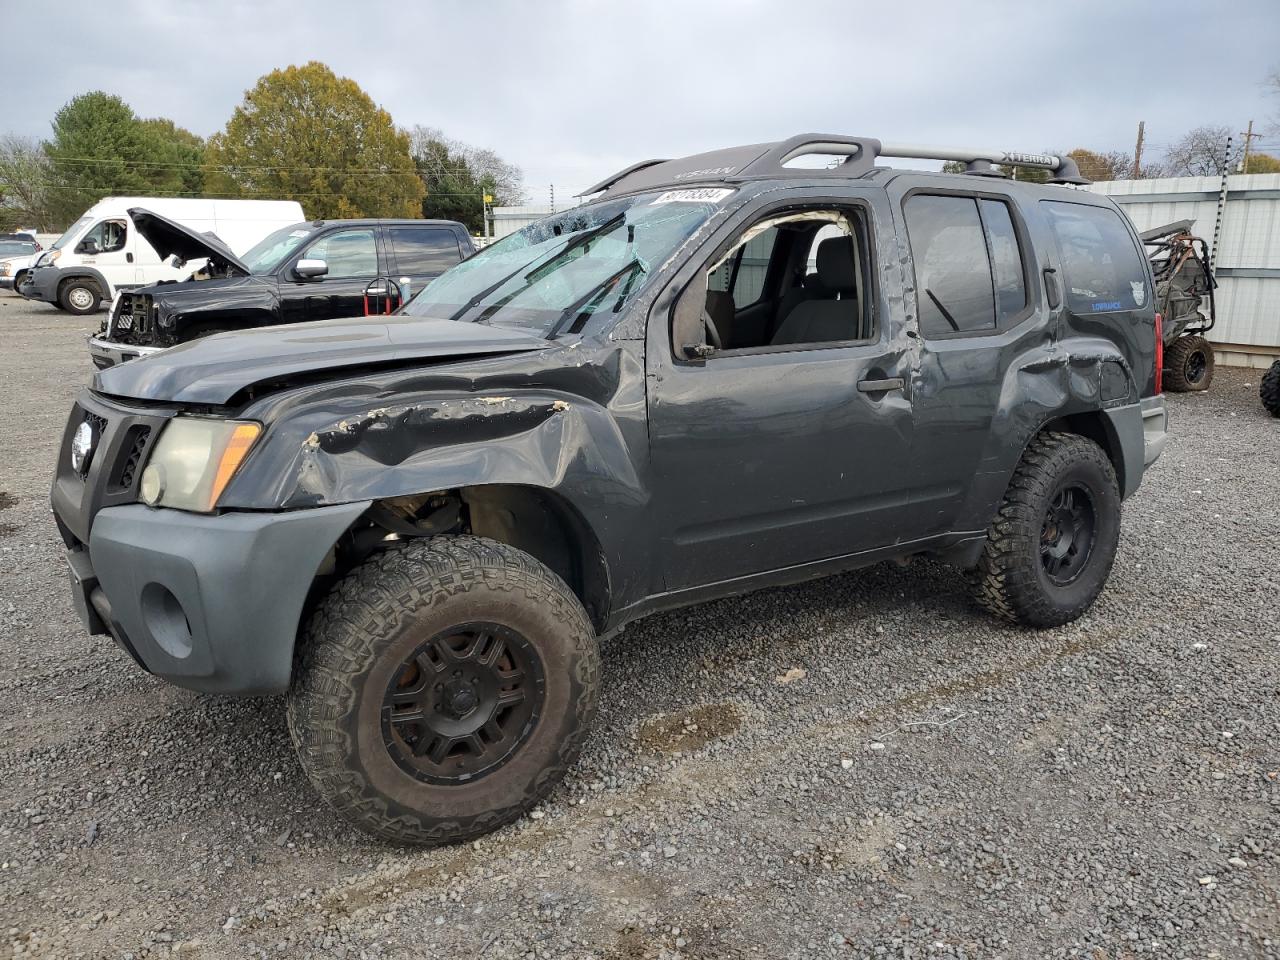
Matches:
[1142,220,1218,393]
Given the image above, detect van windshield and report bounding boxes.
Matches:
[52,216,92,250]
[240,223,318,274]
[401,189,730,337]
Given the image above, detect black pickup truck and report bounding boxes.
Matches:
[87,212,475,368]
[53,134,1167,845]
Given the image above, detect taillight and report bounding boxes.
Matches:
[1153,312,1164,394]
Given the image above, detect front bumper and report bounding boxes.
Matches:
[63,501,369,695]
[0,279,13,291]
[87,335,162,370]
[19,264,58,303]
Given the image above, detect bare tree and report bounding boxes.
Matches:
[0,135,54,230]
[1067,148,1135,181]
[408,126,524,206]
[1163,125,1234,177]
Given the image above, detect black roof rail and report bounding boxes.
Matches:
[578,134,1091,198]
[575,158,670,198]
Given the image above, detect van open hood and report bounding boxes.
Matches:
[128,207,252,276]
[93,316,551,405]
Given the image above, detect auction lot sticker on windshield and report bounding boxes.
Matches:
[650,188,734,205]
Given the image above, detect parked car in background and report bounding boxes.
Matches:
[87,212,475,367]
[18,197,305,315]
[0,236,39,291]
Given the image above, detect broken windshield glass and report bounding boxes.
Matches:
[401,189,731,337]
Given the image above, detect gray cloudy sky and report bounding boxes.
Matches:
[9,0,1279,202]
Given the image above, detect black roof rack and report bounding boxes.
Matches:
[578,134,1089,198]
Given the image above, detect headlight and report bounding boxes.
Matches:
[41,249,60,266]
[0,263,10,277]
[139,418,262,512]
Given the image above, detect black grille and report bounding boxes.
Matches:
[112,426,152,492]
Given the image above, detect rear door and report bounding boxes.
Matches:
[887,179,1046,537]
[386,224,467,300]
[279,226,382,323]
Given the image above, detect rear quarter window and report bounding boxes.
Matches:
[390,227,463,275]
[1041,201,1149,314]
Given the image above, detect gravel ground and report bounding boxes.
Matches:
[0,289,1277,960]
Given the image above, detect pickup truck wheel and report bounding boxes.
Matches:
[287,535,600,845]
[1163,335,1214,392]
[1261,359,1280,417]
[969,432,1120,628]
[58,279,102,315]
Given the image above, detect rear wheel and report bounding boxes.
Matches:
[288,535,600,845]
[1164,335,1214,392]
[58,278,102,316]
[1261,359,1280,417]
[969,432,1121,627]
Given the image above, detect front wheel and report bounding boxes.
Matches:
[969,432,1121,628]
[288,536,600,845]
[58,278,102,315]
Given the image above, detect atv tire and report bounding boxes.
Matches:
[1261,359,1280,418]
[288,535,600,845]
[58,278,102,316]
[1164,335,1214,392]
[969,432,1120,628]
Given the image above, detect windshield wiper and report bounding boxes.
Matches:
[450,212,627,323]
[544,260,646,340]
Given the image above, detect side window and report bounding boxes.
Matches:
[904,195,996,336]
[708,226,778,306]
[83,219,127,254]
[979,199,1027,323]
[1041,201,1149,314]
[390,227,461,275]
[302,228,378,280]
[679,209,873,355]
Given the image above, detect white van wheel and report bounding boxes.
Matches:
[59,279,102,315]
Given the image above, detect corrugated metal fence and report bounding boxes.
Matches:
[1087,173,1280,367]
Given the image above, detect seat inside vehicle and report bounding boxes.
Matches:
[700,209,873,351]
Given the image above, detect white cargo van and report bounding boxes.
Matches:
[19,197,306,314]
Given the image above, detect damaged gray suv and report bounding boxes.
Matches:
[52,135,1168,844]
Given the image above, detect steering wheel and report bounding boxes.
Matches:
[703,310,723,350]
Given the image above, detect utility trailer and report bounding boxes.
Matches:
[1141,219,1217,392]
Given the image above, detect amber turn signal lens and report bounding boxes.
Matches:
[207,422,262,510]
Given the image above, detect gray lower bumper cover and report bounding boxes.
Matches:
[88,501,370,695]
[1100,395,1167,500]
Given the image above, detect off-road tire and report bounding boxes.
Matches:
[1164,335,1214,392]
[287,535,600,845]
[58,278,102,316]
[969,432,1120,628]
[1261,359,1280,418]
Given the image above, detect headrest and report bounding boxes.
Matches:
[704,289,735,328]
[816,235,858,292]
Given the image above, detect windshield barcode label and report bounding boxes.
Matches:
[650,188,734,205]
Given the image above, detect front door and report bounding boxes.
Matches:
[645,197,917,592]
[280,226,383,323]
[75,219,133,294]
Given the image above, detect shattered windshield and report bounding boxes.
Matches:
[240,223,317,274]
[401,189,731,337]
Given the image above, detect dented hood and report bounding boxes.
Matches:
[128,207,252,275]
[93,316,551,405]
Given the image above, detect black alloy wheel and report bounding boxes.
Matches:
[381,622,545,785]
[1040,483,1096,586]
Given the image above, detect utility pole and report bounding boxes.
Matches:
[1240,120,1260,174]
[1133,120,1145,179]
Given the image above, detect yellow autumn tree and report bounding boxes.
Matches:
[204,62,424,219]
